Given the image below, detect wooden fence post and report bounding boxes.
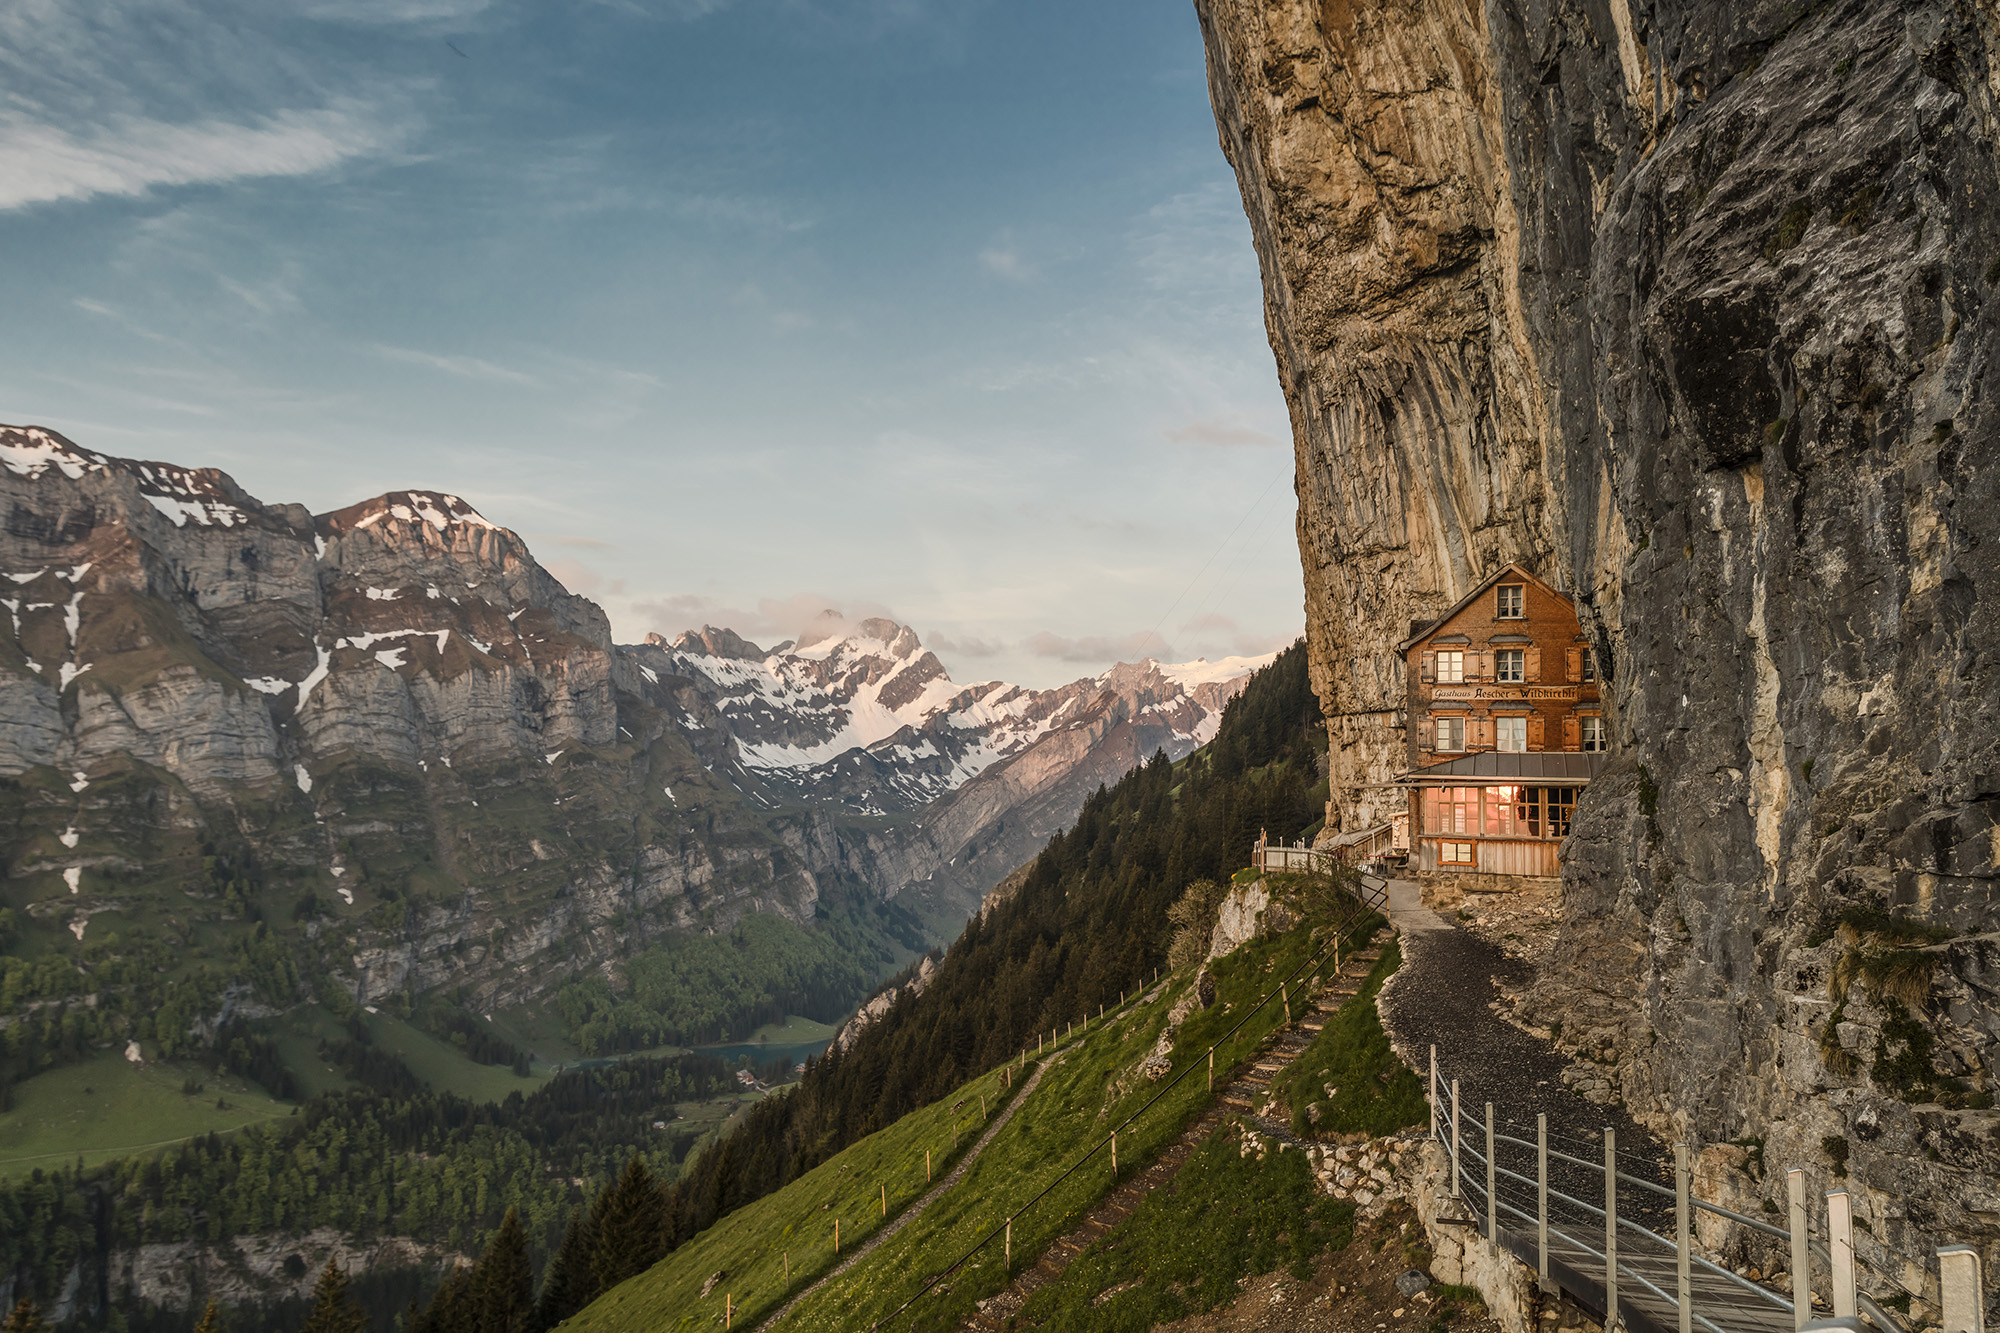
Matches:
[1208,1049,1214,1092]
[835,1218,840,1255]
[926,1148,932,1182]
[1112,1131,1118,1177]
[881,1183,886,1216]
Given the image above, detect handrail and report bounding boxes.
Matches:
[1437,1062,1911,1333]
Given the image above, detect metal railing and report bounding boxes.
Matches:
[1427,1050,1988,1333]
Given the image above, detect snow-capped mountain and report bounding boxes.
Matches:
[633,613,1269,816]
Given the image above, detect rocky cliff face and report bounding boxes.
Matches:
[1195,0,2000,1305]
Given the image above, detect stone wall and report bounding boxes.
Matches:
[1195,0,2000,1294]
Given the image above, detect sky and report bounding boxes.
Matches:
[0,0,1304,690]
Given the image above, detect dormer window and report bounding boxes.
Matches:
[1497,584,1525,618]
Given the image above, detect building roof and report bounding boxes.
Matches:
[1395,562,1574,653]
[1327,821,1395,848]
[1396,752,1608,783]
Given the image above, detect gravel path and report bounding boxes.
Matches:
[1377,880,1672,1228]
[760,1056,1052,1329]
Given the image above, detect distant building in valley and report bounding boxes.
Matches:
[1394,563,1606,884]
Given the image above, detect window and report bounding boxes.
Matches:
[1581,646,1597,682]
[1422,787,1478,834]
[1495,716,1527,753]
[1516,787,1543,838]
[1581,715,1607,752]
[1547,787,1577,838]
[1439,841,1476,865]
[1434,716,1465,752]
[1483,786,1521,836]
[1436,650,1464,683]
[1497,585,1524,618]
[1496,649,1524,682]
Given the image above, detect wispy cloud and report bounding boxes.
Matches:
[1025,629,1175,664]
[927,630,1005,658]
[0,103,406,212]
[978,233,1034,282]
[373,344,540,386]
[632,592,904,649]
[1166,416,1282,448]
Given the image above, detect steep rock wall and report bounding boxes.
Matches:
[1197,0,2000,1302]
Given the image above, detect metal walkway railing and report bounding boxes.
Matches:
[1427,1048,1989,1333]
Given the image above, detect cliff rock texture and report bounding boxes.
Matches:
[1195,0,2000,1306]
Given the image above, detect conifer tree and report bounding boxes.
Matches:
[409,1263,474,1333]
[1,1300,46,1333]
[473,1206,534,1333]
[529,1206,596,1332]
[298,1258,366,1333]
[589,1156,666,1293]
[194,1302,222,1333]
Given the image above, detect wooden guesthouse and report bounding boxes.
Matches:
[1395,563,1607,881]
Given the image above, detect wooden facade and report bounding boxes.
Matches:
[1395,565,1607,879]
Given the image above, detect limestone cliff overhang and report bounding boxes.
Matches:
[1395,752,1607,785]
[1395,563,1572,654]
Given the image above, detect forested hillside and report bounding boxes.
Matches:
[648,640,1325,1254]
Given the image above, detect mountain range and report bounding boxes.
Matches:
[0,422,1268,1042]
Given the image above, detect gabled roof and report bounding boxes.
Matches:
[1394,562,1573,653]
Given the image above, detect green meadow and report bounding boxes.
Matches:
[0,1049,293,1174]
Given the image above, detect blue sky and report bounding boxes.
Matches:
[0,0,1302,689]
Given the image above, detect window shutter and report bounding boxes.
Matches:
[1528,714,1546,750]
[1525,647,1541,683]
[1420,651,1435,683]
[1472,717,1493,749]
[1562,712,1580,750]
[1566,646,1581,682]
[1476,651,1494,681]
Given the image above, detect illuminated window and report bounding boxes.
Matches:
[1440,841,1476,865]
[1436,650,1464,683]
[1423,787,1478,833]
[1581,646,1597,682]
[1495,716,1527,752]
[1434,716,1464,752]
[1483,786,1522,836]
[1581,715,1607,752]
[1497,649,1524,682]
[1497,585,1524,618]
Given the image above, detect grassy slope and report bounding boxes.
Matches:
[565,1061,1021,1333]
[572,920,1339,1333]
[775,922,1326,1333]
[1017,1123,1356,1332]
[1270,938,1429,1139]
[0,1050,293,1172]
